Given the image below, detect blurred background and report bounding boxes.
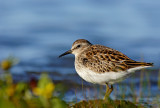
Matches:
[0,0,160,106]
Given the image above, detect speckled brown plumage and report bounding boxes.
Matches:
[59,39,153,75]
[59,39,153,99]
[76,44,153,74]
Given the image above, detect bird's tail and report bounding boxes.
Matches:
[125,60,153,68]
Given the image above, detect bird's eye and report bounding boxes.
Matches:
[77,45,81,48]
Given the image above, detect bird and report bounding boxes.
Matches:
[59,39,153,100]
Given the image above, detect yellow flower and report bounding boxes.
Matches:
[1,60,12,71]
[33,87,43,96]
[45,83,55,93]
[33,82,55,99]
[6,85,15,97]
[43,82,55,98]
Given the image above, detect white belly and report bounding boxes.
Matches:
[75,60,151,85]
[75,65,133,85]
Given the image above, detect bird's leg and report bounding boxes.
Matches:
[103,84,113,100]
[103,83,110,100]
[108,85,113,96]
[106,83,110,94]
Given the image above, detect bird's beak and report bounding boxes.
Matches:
[59,50,72,58]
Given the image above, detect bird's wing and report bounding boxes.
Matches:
[81,45,153,73]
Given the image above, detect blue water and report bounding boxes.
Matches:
[0,0,160,106]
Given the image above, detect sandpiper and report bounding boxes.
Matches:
[59,39,153,100]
